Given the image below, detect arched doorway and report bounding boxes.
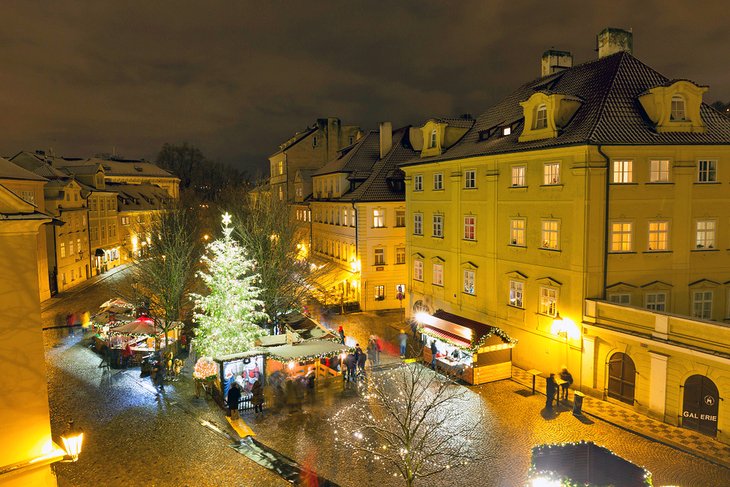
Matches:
[412,300,431,316]
[607,352,636,405]
[682,375,719,437]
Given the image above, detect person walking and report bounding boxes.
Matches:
[338,325,345,345]
[559,367,574,400]
[410,320,418,339]
[251,379,264,415]
[397,330,409,358]
[227,382,242,419]
[367,338,379,367]
[545,373,557,409]
[152,360,165,393]
[430,340,438,370]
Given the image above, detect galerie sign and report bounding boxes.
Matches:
[682,375,719,436]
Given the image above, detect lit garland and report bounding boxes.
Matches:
[263,346,355,364]
[193,357,218,380]
[418,326,517,353]
[527,441,653,487]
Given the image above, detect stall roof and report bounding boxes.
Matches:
[419,310,516,349]
[264,339,350,362]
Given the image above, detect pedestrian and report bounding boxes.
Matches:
[152,360,165,392]
[227,382,242,419]
[337,325,345,345]
[345,353,357,382]
[545,373,557,409]
[180,333,188,353]
[398,329,409,358]
[430,340,438,370]
[367,338,378,367]
[122,343,133,369]
[559,367,574,400]
[410,320,418,339]
[252,379,265,415]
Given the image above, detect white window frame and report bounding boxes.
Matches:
[670,95,686,121]
[374,248,385,265]
[610,222,633,252]
[612,160,633,183]
[413,213,423,236]
[695,219,716,249]
[463,216,476,241]
[539,286,558,317]
[373,209,385,228]
[60,242,66,258]
[464,170,476,189]
[432,214,443,238]
[692,290,713,320]
[649,160,670,182]
[429,129,438,148]
[608,293,631,305]
[541,219,560,250]
[414,174,423,192]
[543,162,560,185]
[414,260,424,281]
[534,104,548,130]
[509,280,523,308]
[342,209,348,227]
[433,173,444,190]
[374,285,385,301]
[395,247,405,265]
[432,263,444,286]
[395,210,406,227]
[648,221,669,251]
[645,292,667,312]
[510,218,526,246]
[463,269,475,295]
[511,165,526,187]
[697,160,717,183]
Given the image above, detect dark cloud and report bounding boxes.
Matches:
[0,1,728,173]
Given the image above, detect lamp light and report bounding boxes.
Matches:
[60,420,84,462]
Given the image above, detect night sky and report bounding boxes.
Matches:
[1,1,728,174]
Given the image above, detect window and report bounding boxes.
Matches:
[463,216,476,241]
[395,247,405,264]
[60,242,66,258]
[295,186,302,199]
[312,136,318,147]
[543,162,560,185]
[433,173,443,190]
[695,220,716,249]
[670,95,686,121]
[121,216,129,225]
[278,186,284,201]
[429,129,437,148]
[510,219,526,246]
[342,209,348,227]
[374,248,385,265]
[610,222,633,252]
[697,160,717,182]
[350,209,356,227]
[414,175,423,192]
[69,241,74,255]
[511,166,526,187]
[645,292,667,312]
[463,269,475,295]
[395,210,406,227]
[464,170,476,189]
[373,209,385,228]
[612,160,633,183]
[541,220,560,250]
[509,280,523,308]
[501,126,512,137]
[534,104,548,129]
[20,191,35,205]
[648,221,669,251]
[692,290,713,320]
[413,213,423,235]
[650,160,670,182]
[432,214,443,238]
[414,260,423,281]
[608,293,631,305]
[539,287,558,316]
[374,285,385,301]
[432,263,444,286]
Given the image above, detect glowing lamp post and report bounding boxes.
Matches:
[0,419,84,477]
[550,313,580,367]
[60,420,84,462]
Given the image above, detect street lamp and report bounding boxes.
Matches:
[0,420,84,477]
[60,420,84,462]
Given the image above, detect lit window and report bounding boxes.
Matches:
[608,293,631,305]
[463,216,476,241]
[60,242,66,258]
[19,190,35,205]
[463,269,475,295]
[510,219,526,246]
[396,247,405,264]
[501,126,511,136]
[414,175,423,192]
[278,186,284,201]
[374,285,385,301]
[432,263,444,286]
[413,213,423,235]
[395,210,406,227]
[650,160,670,182]
[697,160,717,182]
[534,104,548,129]
[612,160,633,183]
[69,240,74,255]
[350,209,356,227]
[692,290,713,320]
[539,287,558,316]
[670,95,686,121]
[432,214,443,238]
[509,280,523,308]
[541,220,560,250]
[464,170,476,189]
[433,173,443,190]
[342,209,348,227]
[511,166,526,187]
[414,260,423,281]
[543,163,560,185]
[610,222,633,252]
[645,292,667,312]
[277,160,284,175]
[695,220,716,249]
[374,248,385,265]
[429,129,437,148]
[373,209,385,228]
[648,221,669,251]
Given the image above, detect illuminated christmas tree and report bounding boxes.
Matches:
[190,212,268,357]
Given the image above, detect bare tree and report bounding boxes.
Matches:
[132,208,202,348]
[333,364,483,486]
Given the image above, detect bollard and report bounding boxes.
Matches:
[573,391,585,416]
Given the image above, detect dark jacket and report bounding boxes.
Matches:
[546,376,557,396]
[251,380,264,405]
[227,384,242,409]
[430,341,438,355]
[559,370,573,386]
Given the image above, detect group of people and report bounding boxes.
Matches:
[545,367,574,409]
[227,379,265,419]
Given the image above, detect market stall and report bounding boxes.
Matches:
[95,315,182,366]
[418,309,516,385]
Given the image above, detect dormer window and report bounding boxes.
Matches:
[501,126,512,137]
[670,95,686,121]
[534,105,548,129]
[429,129,437,148]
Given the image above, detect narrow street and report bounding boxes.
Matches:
[43,272,730,486]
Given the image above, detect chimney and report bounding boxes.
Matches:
[379,122,392,159]
[597,27,633,58]
[541,49,573,76]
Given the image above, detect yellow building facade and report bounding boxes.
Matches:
[402,29,730,442]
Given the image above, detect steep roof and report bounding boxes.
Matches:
[110,183,172,212]
[55,157,176,179]
[403,51,730,166]
[313,131,380,177]
[269,126,317,158]
[0,156,47,181]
